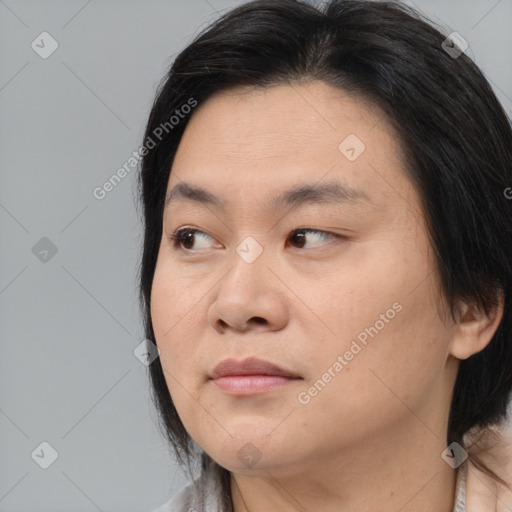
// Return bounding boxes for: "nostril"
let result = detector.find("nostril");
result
[217,320,227,334]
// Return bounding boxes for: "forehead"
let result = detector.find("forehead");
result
[166,81,411,214]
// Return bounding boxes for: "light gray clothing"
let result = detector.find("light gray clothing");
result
[152,461,467,512]
[151,469,223,512]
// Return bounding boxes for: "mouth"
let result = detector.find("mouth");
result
[209,357,303,395]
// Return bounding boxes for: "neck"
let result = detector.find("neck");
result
[230,422,458,512]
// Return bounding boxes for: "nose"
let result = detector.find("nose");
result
[207,249,290,335]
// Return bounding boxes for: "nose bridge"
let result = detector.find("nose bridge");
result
[224,233,268,297]
[208,233,288,333]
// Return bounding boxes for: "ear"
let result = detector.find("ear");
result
[449,291,505,360]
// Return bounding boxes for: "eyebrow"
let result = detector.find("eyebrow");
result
[165,180,377,212]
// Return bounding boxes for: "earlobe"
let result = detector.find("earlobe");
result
[449,292,505,360]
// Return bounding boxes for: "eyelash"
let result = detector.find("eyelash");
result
[168,226,347,252]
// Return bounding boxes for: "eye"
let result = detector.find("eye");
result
[287,228,340,249]
[168,227,345,252]
[168,227,218,251]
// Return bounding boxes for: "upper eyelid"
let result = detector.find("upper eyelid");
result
[170,226,341,249]
[172,226,335,238]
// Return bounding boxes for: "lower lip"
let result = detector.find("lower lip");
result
[212,375,301,394]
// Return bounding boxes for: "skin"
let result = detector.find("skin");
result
[150,81,504,512]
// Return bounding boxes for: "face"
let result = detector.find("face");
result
[150,81,459,477]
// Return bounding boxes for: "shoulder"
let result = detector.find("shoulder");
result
[150,469,226,512]
[150,481,196,512]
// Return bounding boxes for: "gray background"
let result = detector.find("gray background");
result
[1,0,511,511]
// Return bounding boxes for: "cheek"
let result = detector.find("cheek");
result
[294,303,451,447]
[150,271,201,419]
[296,243,450,407]
[151,252,197,338]
[150,260,193,374]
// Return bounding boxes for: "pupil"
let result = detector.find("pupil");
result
[182,231,194,249]
[292,230,305,248]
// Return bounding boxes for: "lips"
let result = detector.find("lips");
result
[210,356,301,380]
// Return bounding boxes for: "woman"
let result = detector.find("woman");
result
[138,1,512,510]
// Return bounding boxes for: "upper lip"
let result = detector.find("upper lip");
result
[210,357,301,379]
